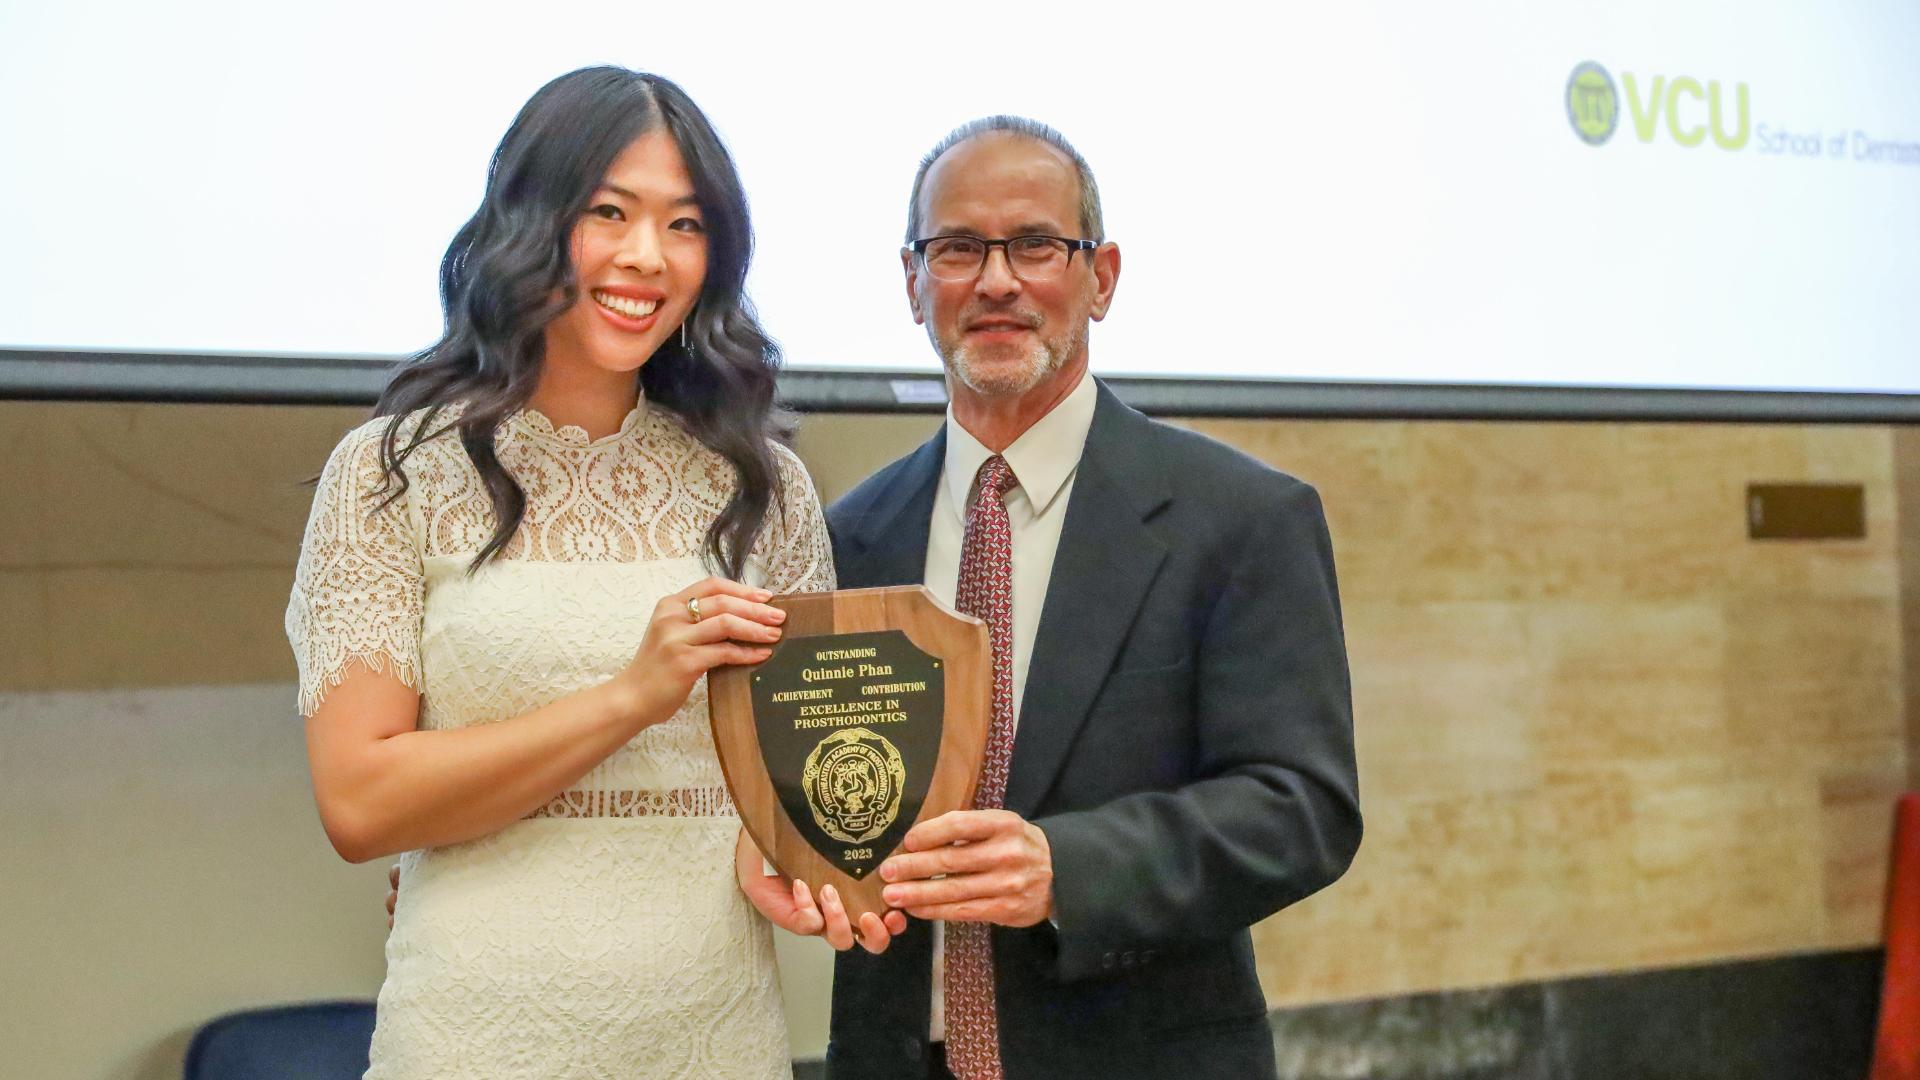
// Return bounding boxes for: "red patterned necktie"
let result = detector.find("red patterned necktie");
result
[945,454,1020,1080]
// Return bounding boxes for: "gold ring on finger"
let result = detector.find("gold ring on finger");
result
[687,596,702,623]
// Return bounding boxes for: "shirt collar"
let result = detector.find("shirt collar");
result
[941,370,1097,518]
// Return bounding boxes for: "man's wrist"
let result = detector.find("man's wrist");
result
[1034,820,1059,928]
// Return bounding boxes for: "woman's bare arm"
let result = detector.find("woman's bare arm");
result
[306,577,783,863]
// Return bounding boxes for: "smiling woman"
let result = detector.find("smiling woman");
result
[372,67,779,578]
[285,66,877,1079]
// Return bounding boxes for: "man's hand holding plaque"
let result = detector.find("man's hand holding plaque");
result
[710,586,992,940]
[877,808,1054,927]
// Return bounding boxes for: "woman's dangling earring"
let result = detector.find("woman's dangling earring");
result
[679,308,695,355]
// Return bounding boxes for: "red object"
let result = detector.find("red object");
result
[1872,793,1920,1080]
[946,453,1020,1080]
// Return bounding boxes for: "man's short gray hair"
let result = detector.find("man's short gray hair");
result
[904,116,1105,245]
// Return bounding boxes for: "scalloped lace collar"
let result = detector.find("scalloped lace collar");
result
[510,389,649,449]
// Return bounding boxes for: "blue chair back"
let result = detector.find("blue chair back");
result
[183,1001,375,1080]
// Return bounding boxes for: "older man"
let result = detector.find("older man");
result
[822,118,1361,1080]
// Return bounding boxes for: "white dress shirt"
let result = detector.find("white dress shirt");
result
[922,370,1098,1041]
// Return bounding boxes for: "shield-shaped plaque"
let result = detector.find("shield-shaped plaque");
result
[710,585,991,927]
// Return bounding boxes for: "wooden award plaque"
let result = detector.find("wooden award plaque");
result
[709,585,991,927]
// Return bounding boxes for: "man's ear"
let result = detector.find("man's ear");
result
[901,248,926,325]
[1089,242,1121,322]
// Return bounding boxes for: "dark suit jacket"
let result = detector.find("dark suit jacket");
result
[824,380,1361,1080]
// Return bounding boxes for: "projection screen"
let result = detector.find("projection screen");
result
[2,0,1916,417]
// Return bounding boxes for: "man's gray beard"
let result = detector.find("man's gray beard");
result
[936,328,1082,397]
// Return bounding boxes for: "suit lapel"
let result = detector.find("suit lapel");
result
[837,427,944,589]
[1004,384,1171,815]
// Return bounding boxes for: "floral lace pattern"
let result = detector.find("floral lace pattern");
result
[289,396,833,717]
[527,786,736,819]
[285,392,835,1078]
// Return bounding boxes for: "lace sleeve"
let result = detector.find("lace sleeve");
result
[755,443,837,596]
[286,421,426,717]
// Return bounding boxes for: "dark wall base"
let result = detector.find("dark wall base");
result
[1265,948,1881,1080]
[798,948,1883,1079]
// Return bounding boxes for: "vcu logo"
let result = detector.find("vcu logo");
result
[1566,62,1619,144]
[1566,62,1750,150]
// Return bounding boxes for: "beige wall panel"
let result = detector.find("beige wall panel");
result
[1340,601,1544,800]
[1820,765,1912,945]
[0,570,54,688]
[1620,763,1825,961]
[1253,770,1646,1001]
[1721,596,1904,758]
[15,401,361,571]
[1796,427,1899,600]
[1169,420,1419,606]
[41,567,303,691]
[1196,414,1904,1009]
[0,402,50,565]
[790,411,942,503]
[1896,427,1920,790]
[1524,602,1728,763]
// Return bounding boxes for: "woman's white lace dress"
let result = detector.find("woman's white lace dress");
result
[286,393,833,1078]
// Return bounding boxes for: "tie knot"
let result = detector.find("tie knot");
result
[976,455,1020,498]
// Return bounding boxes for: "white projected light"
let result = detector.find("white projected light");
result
[1,1,1917,394]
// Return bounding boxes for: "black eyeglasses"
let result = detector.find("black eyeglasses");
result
[908,234,1099,282]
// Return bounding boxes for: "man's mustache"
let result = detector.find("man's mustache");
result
[960,309,1044,331]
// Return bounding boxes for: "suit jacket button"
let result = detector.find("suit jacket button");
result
[1142,949,1156,963]
[1102,951,1117,970]
[1122,951,1136,967]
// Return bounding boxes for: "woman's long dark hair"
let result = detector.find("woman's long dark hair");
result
[372,67,789,578]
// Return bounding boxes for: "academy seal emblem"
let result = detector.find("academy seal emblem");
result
[802,727,907,844]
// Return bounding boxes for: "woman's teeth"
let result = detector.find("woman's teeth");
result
[592,291,659,319]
